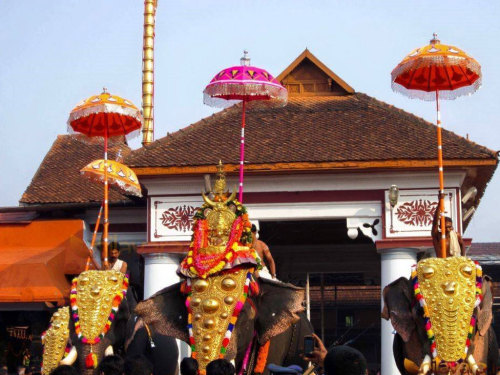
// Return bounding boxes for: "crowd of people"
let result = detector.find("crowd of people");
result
[36,333,369,375]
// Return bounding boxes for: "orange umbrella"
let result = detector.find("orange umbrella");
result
[81,159,142,198]
[391,34,481,257]
[68,89,143,268]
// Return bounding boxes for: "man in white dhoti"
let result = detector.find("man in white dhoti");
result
[251,225,277,280]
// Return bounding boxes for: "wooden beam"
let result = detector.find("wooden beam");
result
[132,158,497,177]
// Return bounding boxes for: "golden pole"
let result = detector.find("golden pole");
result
[141,0,157,146]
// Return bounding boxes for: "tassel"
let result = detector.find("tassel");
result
[85,352,98,369]
[250,281,259,296]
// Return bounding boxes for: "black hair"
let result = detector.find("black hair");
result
[251,224,257,233]
[323,346,367,375]
[124,355,153,375]
[206,359,235,375]
[96,355,124,375]
[180,357,199,375]
[49,365,79,375]
[444,217,453,223]
[109,242,121,251]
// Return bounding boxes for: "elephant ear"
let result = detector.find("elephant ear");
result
[382,277,416,343]
[255,278,304,344]
[477,275,493,337]
[134,282,188,343]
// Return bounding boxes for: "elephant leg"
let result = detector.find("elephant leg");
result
[487,327,498,375]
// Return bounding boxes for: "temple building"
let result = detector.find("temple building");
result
[1,49,498,373]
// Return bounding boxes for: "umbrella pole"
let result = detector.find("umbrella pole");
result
[435,90,446,258]
[103,128,109,268]
[85,203,104,271]
[239,100,246,203]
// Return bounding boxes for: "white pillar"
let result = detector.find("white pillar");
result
[144,253,181,298]
[143,253,190,361]
[380,248,418,375]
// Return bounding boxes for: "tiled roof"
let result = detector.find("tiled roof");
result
[20,135,132,204]
[468,242,500,264]
[126,93,496,168]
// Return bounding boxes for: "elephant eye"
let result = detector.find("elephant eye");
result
[461,265,473,277]
[422,266,435,279]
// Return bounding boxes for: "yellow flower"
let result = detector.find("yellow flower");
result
[187,258,193,265]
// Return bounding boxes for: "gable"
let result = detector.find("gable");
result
[277,49,354,96]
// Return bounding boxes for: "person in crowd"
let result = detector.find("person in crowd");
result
[304,334,367,375]
[206,359,235,375]
[105,242,127,273]
[180,358,198,375]
[0,365,7,375]
[96,355,124,375]
[123,355,153,375]
[251,225,277,280]
[49,365,79,375]
[17,366,26,375]
[432,193,464,257]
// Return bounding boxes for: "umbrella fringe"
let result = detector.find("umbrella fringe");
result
[203,83,287,109]
[391,79,482,101]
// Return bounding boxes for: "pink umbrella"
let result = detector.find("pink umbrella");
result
[203,51,288,202]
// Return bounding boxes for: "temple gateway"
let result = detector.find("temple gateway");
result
[2,49,497,373]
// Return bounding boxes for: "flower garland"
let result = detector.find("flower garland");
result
[411,262,482,367]
[183,199,256,278]
[254,340,271,374]
[70,274,129,345]
[186,271,255,361]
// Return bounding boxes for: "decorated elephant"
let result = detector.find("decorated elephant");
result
[134,163,309,374]
[42,270,131,375]
[382,256,498,375]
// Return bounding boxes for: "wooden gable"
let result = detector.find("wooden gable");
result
[277,49,354,96]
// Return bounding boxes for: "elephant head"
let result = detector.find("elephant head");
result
[134,277,304,372]
[41,307,77,375]
[382,257,498,375]
[42,270,131,375]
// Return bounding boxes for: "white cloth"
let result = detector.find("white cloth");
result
[111,259,124,272]
[259,265,274,279]
[449,230,461,257]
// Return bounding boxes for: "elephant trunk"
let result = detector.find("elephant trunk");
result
[77,340,108,375]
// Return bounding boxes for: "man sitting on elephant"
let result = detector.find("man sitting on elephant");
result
[251,224,277,280]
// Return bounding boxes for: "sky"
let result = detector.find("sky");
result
[0,1,499,241]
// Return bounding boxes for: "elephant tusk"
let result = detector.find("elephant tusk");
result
[104,345,114,357]
[417,355,431,375]
[467,354,480,374]
[59,346,77,366]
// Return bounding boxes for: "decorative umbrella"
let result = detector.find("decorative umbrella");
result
[68,89,143,267]
[203,51,288,202]
[81,159,142,198]
[80,159,142,271]
[391,34,481,257]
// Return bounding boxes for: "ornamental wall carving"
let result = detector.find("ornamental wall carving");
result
[384,189,458,238]
[150,197,202,242]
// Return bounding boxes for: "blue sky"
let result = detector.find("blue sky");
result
[0,1,499,240]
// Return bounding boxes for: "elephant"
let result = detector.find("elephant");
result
[382,260,498,375]
[42,270,133,375]
[133,277,310,374]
